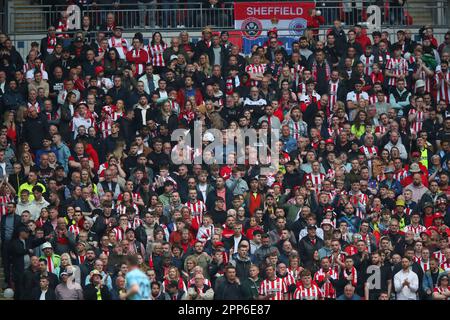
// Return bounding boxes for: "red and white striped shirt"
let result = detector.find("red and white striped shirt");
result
[314,268,338,299]
[293,283,323,300]
[98,119,113,139]
[433,250,446,264]
[117,192,143,204]
[108,37,129,60]
[282,274,296,300]
[385,57,408,86]
[304,173,326,194]
[245,63,266,86]
[328,80,340,113]
[433,286,450,299]
[115,203,140,216]
[184,200,206,226]
[440,261,450,272]
[148,43,168,67]
[435,70,450,103]
[375,125,388,136]
[394,169,409,182]
[360,54,375,76]
[359,145,378,159]
[112,226,127,241]
[404,224,426,239]
[68,224,80,237]
[0,195,12,217]
[287,267,303,280]
[408,108,425,134]
[259,277,287,300]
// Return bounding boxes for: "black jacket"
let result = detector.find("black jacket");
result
[2,88,26,111]
[298,236,324,266]
[83,284,112,300]
[1,213,22,242]
[205,188,233,213]
[31,287,57,300]
[23,115,49,150]
[207,45,229,67]
[9,236,46,275]
[214,278,244,300]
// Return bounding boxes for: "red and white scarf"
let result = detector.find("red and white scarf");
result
[343,267,357,287]
[47,36,57,54]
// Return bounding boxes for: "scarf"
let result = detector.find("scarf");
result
[311,60,331,82]
[47,36,57,53]
[343,267,357,287]
[111,37,127,51]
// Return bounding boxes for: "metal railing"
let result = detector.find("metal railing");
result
[5,1,449,34]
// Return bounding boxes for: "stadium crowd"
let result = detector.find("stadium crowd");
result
[0,5,449,300]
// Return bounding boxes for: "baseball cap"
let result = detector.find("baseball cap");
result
[432,213,444,221]
[42,242,53,250]
[325,138,334,145]
[214,241,225,248]
[90,269,101,277]
[307,225,317,230]
[420,230,431,237]
[169,54,178,62]
[395,199,405,207]
[415,80,425,88]
[321,219,333,227]
[409,163,421,173]
[423,202,434,209]
[95,66,104,75]
[384,166,394,174]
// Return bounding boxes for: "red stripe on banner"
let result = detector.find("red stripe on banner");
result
[234,2,315,20]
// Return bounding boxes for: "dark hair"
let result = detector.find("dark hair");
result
[151,32,165,46]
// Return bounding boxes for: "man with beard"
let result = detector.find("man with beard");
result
[364,251,392,300]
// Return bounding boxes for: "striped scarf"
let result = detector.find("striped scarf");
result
[311,61,331,82]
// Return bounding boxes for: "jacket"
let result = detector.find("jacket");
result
[298,236,324,266]
[206,188,233,212]
[1,213,22,242]
[83,284,112,300]
[423,268,446,294]
[31,287,57,300]
[22,115,49,150]
[138,73,160,95]
[240,277,262,300]
[2,88,25,110]
[230,253,252,280]
[10,236,46,274]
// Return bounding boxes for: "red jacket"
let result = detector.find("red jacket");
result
[305,15,325,35]
[126,49,149,70]
[356,33,372,52]
[85,143,99,171]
